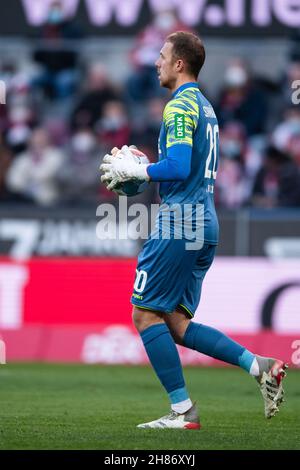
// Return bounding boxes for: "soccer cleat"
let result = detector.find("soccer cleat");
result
[137,403,201,429]
[255,357,288,419]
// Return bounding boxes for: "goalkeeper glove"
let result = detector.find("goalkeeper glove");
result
[100,145,150,191]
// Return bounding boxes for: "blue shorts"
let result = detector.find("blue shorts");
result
[131,238,216,317]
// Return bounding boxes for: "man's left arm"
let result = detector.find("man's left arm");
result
[147,144,192,181]
[147,98,197,182]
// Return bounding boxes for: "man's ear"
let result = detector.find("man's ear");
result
[176,59,185,73]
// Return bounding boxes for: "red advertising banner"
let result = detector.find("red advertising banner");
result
[0,257,136,327]
[0,257,299,366]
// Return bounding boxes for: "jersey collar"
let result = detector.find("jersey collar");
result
[172,82,199,98]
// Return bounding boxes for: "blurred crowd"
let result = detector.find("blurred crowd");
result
[1,1,300,210]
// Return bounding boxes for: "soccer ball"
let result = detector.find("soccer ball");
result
[113,179,149,197]
[112,148,150,197]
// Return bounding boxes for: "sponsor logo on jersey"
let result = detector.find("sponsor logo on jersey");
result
[132,293,143,300]
[175,114,186,139]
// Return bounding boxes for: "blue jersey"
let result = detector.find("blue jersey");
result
[157,82,219,245]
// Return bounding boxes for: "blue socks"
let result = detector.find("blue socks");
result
[140,323,189,405]
[183,322,255,372]
[140,321,256,410]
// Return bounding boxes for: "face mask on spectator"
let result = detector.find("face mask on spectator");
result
[100,116,126,132]
[221,140,242,159]
[48,8,64,25]
[7,125,31,154]
[72,133,96,153]
[224,66,248,88]
[154,12,177,31]
[287,115,300,125]
[285,121,300,136]
[9,106,30,124]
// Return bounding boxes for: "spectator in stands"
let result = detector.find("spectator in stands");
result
[289,28,300,63]
[252,145,300,208]
[275,60,300,120]
[288,133,300,168]
[272,105,300,155]
[0,133,12,201]
[130,97,166,161]
[6,100,35,156]
[0,101,8,135]
[95,100,130,151]
[215,59,268,136]
[127,8,190,102]
[216,122,251,208]
[57,129,103,205]
[70,63,120,130]
[6,125,32,157]
[6,127,63,206]
[5,71,37,153]
[32,0,83,99]
[43,116,70,148]
[0,60,15,111]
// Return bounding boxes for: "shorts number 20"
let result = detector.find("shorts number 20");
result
[134,270,148,293]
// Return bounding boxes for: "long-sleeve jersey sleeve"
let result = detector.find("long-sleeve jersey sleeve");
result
[147,92,199,182]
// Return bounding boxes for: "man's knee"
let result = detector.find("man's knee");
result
[132,306,164,333]
[163,310,191,345]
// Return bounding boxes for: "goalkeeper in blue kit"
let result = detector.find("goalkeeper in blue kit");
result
[100,31,287,429]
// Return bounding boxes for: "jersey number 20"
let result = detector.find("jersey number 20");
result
[205,123,219,180]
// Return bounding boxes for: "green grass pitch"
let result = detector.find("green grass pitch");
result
[0,363,299,450]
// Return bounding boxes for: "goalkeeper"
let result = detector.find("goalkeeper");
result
[100,31,287,429]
